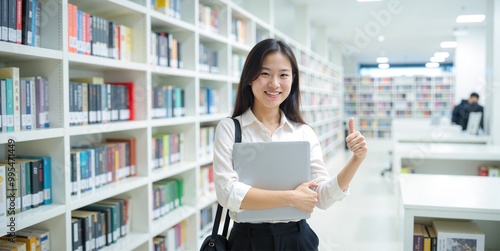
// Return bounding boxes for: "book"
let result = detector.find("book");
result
[432,220,485,251]
[414,223,424,251]
[16,228,50,251]
[0,239,27,251]
[426,226,437,251]
[71,210,97,251]
[1,0,8,41]
[17,155,52,205]
[106,138,136,177]
[1,78,14,131]
[0,67,20,131]
[0,231,36,251]
[71,218,83,251]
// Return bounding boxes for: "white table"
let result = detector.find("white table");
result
[400,174,500,251]
[392,143,500,176]
[392,118,491,144]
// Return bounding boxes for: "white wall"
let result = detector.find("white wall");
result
[454,28,487,106]
[486,0,500,144]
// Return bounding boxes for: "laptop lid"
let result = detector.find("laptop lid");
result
[232,141,311,222]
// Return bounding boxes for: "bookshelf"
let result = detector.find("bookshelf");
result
[400,174,500,251]
[0,0,343,250]
[344,75,454,138]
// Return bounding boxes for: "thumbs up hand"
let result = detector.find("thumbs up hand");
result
[346,117,367,159]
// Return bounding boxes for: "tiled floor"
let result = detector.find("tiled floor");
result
[308,140,402,251]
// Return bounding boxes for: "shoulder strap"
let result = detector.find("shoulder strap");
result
[211,118,241,239]
[232,118,242,143]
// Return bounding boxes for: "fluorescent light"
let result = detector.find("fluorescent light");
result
[425,62,440,68]
[378,63,390,69]
[440,41,458,48]
[456,15,485,23]
[357,0,382,2]
[430,57,445,63]
[376,57,389,63]
[434,52,450,58]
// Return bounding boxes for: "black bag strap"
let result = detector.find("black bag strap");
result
[211,118,241,239]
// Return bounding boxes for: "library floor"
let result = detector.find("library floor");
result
[309,140,401,251]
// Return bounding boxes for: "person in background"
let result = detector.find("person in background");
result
[452,92,484,131]
[213,38,367,250]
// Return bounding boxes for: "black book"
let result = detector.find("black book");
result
[82,205,113,245]
[70,151,77,195]
[72,210,97,251]
[30,158,40,208]
[22,0,33,45]
[8,0,16,43]
[71,218,83,251]
[1,0,8,41]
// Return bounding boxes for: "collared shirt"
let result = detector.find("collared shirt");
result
[213,108,349,222]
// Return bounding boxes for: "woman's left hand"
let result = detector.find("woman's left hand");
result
[346,117,367,160]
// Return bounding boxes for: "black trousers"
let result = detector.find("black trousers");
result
[228,219,319,251]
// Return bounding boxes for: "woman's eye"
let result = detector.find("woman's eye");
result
[261,72,270,76]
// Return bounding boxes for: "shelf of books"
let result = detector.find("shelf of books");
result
[344,75,454,138]
[0,0,343,250]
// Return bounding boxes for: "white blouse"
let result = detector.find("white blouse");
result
[213,108,349,222]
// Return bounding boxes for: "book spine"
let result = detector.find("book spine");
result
[35,0,40,47]
[1,0,8,41]
[31,0,36,46]
[0,80,3,132]
[20,79,27,130]
[11,68,20,131]
[25,79,32,130]
[5,78,14,131]
[29,78,36,129]
[15,0,21,44]
[8,0,16,42]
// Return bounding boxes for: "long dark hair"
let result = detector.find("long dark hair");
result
[231,38,305,124]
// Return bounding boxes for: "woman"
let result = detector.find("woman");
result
[213,38,367,250]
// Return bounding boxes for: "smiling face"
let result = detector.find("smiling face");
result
[251,52,293,113]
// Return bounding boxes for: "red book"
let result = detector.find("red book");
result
[15,0,22,44]
[106,138,136,177]
[478,166,488,176]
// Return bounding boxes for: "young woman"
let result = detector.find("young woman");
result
[213,38,367,250]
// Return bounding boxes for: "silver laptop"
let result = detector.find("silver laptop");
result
[232,141,311,222]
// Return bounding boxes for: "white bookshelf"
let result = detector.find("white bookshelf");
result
[400,174,500,251]
[0,0,343,250]
[344,75,454,138]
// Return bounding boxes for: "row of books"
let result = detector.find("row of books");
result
[232,54,246,77]
[0,0,41,46]
[67,3,133,61]
[152,133,183,170]
[199,43,219,74]
[69,77,134,126]
[200,204,215,234]
[199,164,214,198]
[152,179,184,220]
[72,197,131,251]
[151,133,183,169]
[198,3,219,34]
[199,125,215,160]
[0,155,52,214]
[199,87,220,115]
[152,0,182,19]
[230,18,246,43]
[0,227,50,251]
[151,32,183,68]
[1,68,49,132]
[153,222,186,251]
[151,85,185,119]
[478,165,499,177]
[414,221,484,251]
[70,138,137,197]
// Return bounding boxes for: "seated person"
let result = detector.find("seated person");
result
[452,92,484,131]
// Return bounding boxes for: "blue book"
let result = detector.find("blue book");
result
[79,150,88,193]
[3,78,14,131]
[31,0,37,46]
[17,155,52,205]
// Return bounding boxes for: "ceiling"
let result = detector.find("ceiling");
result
[275,0,488,66]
